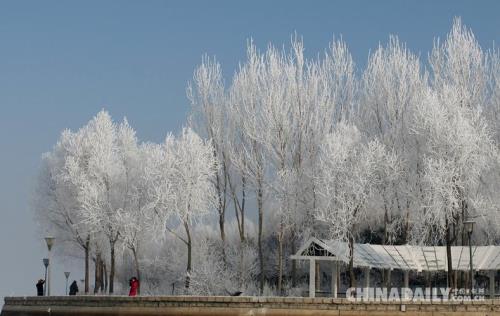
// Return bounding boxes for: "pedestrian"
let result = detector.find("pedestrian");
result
[128,277,139,296]
[36,279,45,296]
[69,280,79,295]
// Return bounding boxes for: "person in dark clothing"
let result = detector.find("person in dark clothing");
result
[36,279,45,296]
[69,280,79,295]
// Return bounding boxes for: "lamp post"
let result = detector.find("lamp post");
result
[64,272,70,295]
[42,258,49,296]
[464,219,475,300]
[44,237,55,296]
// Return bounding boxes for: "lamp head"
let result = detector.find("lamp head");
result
[464,219,475,234]
[45,237,55,251]
[43,258,49,268]
[64,272,70,279]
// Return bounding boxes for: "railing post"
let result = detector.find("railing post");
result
[403,270,410,300]
[331,261,338,298]
[309,259,316,298]
[364,267,370,299]
[490,270,495,299]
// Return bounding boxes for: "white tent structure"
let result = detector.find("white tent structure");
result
[291,237,500,298]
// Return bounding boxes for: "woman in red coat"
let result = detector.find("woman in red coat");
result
[128,277,139,296]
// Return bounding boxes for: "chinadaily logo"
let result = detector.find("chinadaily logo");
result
[345,287,486,301]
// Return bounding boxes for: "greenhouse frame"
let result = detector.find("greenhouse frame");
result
[291,237,500,298]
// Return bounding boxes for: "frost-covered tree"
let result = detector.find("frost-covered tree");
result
[254,42,295,294]
[114,122,152,294]
[486,48,500,141]
[478,49,500,244]
[360,36,426,243]
[222,36,358,293]
[35,18,500,298]
[296,36,357,285]
[71,111,131,294]
[147,128,217,289]
[430,18,487,111]
[38,111,144,294]
[412,85,495,288]
[314,123,398,287]
[34,129,93,293]
[411,17,493,288]
[228,42,271,293]
[188,57,231,261]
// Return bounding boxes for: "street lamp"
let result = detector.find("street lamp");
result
[44,237,55,296]
[42,258,49,296]
[64,272,70,295]
[464,219,475,299]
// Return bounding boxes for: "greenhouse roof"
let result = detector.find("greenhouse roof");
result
[291,237,500,272]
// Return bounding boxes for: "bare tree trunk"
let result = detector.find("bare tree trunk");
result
[257,181,264,294]
[383,204,389,245]
[94,252,102,294]
[382,204,389,285]
[230,173,247,286]
[277,227,284,295]
[93,257,97,294]
[230,173,246,243]
[445,218,455,290]
[291,232,297,287]
[219,211,226,263]
[99,255,104,293]
[238,241,244,287]
[239,177,246,286]
[210,144,228,264]
[84,235,90,294]
[348,235,356,288]
[216,172,227,263]
[184,221,192,289]
[241,176,245,241]
[109,241,115,294]
[404,206,410,243]
[103,263,108,293]
[100,260,104,292]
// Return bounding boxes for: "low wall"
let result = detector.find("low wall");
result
[3,296,500,316]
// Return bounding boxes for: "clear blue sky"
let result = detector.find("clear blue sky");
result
[0,0,499,301]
